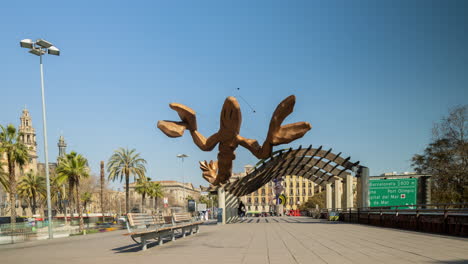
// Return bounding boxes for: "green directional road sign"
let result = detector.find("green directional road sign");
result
[369,178,417,208]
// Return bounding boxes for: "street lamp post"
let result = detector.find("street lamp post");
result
[20,38,60,239]
[176,154,189,211]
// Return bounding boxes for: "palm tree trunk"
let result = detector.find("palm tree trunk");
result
[100,161,104,222]
[125,173,129,214]
[63,186,68,225]
[75,180,84,232]
[32,192,37,215]
[8,158,16,224]
[142,193,146,212]
[68,178,74,222]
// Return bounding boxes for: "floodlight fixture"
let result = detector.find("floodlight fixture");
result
[36,39,53,48]
[47,46,60,56]
[29,48,46,56]
[20,39,33,49]
[177,154,189,158]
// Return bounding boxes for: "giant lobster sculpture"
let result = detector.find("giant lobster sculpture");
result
[157,95,311,186]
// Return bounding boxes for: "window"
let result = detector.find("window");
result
[289,198,293,205]
[296,189,300,195]
[247,197,252,204]
[309,182,312,187]
[254,197,258,204]
[296,197,300,203]
[261,189,265,195]
[296,182,299,187]
[302,183,306,187]
[303,189,306,195]
[290,189,293,195]
[261,197,266,204]
[309,188,312,195]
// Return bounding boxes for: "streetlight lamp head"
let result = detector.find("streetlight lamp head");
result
[20,39,34,49]
[177,154,189,158]
[48,46,60,56]
[36,39,53,48]
[29,48,46,56]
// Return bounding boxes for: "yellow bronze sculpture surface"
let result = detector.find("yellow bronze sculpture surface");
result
[157,95,311,186]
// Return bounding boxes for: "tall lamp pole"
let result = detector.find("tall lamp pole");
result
[176,154,189,210]
[20,39,60,239]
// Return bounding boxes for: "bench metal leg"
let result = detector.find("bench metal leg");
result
[190,226,193,235]
[171,231,176,241]
[142,237,147,251]
[182,228,186,238]
[158,235,163,246]
[195,225,199,234]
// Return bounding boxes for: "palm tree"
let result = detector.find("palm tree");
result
[135,177,152,211]
[50,174,68,223]
[56,152,89,232]
[107,148,146,214]
[149,182,164,211]
[0,124,29,224]
[17,170,46,215]
[57,152,78,223]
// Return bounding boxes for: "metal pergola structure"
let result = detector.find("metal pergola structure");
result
[219,145,361,197]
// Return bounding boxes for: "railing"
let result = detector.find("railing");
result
[321,203,468,236]
[0,221,81,245]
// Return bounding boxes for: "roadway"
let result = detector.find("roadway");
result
[0,217,467,264]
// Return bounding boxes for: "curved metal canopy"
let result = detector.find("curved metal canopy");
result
[223,145,360,197]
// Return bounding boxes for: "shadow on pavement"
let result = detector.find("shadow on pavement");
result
[430,260,468,264]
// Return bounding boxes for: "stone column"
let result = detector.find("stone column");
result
[326,183,332,210]
[311,183,315,197]
[333,178,342,210]
[345,174,354,209]
[218,187,226,224]
[357,166,370,208]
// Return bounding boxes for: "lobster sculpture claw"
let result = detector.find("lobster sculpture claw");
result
[157,95,311,186]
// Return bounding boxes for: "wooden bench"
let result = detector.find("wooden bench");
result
[171,212,203,237]
[124,212,202,251]
[125,213,173,250]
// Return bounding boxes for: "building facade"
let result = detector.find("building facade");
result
[241,174,322,212]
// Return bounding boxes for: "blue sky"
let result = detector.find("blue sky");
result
[1,1,467,190]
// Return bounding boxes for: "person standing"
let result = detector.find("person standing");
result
[238,201,246,220]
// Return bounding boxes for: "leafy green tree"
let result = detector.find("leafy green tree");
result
[17,170,46,215]
[0,124,29,224]
[81,191,92,213]
[412,105,467,203]
[107,148,146,214]
[56,152,90,231]
[299,192,326,211]
[198,194,218,208]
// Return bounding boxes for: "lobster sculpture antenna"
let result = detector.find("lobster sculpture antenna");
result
[157,95,311,186]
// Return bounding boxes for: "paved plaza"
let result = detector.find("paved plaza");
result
[1,217,467,264]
